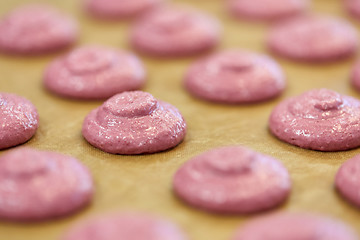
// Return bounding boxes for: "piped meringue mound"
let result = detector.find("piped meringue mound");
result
[82,91,187,154]
[267,15,358,62]
[228,0,309,21]
[184,50,285,103]
[269,89,360,151]
[173,146,291,213]
[344,0,360,20]
[85,0,165,19]
[130,6,220,57]
[0,92,39,149]
[44,46,146,99]
[0,147,94,221]
[0,4,77,55]
[335,154,360,208]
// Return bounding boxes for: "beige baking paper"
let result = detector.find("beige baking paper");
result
[0,0,360,239]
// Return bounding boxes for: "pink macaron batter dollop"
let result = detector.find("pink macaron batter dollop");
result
[62,212,188,240]
[228,0,309,21]
[269,89,360,151]
[0,93,39,149]
[184,50,286,103]
[267,15,358,62]
[344,0,360,19]
[0,147,94,221]
[85,0,165,19]
[130,6,221,57]
[173,146,291,214]
[82,91,187,154]
[232,212,358,240]
[44,46,146,99]
[0,4,77,55]
[335,154,360,208]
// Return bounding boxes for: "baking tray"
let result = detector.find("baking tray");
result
[0,0,360,239]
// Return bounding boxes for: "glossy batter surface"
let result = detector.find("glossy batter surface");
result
[44,46,146,99]
[184,50,286,103]
[0,93,39,149]
[269,89,360,151]
[173,146,291,213]
[82,91,187,154]
[0,148,94,221]
[233,213,358,240]
[85,0,164,19]
[267,15,358,62]
[228,0,309,21]
[0,4,77,54]
[130,6,220,57]
[335,154,360,208]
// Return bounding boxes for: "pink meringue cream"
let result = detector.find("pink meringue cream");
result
[184,50,286,103]
[130,6,220,57]
[233,212,358,240]
[0,147,94,221]
[335,154,360,208]
[344,0,360,19]
[82,91,187,154]
[0,4,77,55]
[269,89,360,151]
[0,93,39,149]
[267,15,358,62]
[228,0,309,21]
[85,0,165,19]
[62,212,187,240]
[44,46,146,99]
[173,146,291,214]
